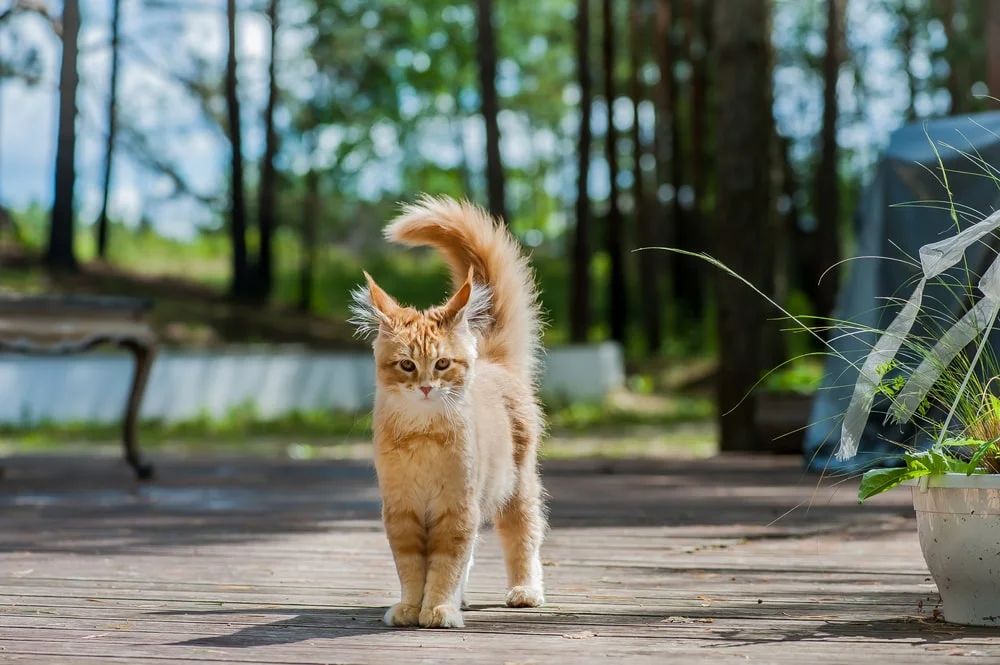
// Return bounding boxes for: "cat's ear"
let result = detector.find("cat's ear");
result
[364,272,400,317]
[440,267,491,332]
[349,271,400,340]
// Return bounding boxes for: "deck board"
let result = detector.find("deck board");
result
[2,452,999,663]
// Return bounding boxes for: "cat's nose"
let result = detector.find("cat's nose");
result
[419,386,432,397]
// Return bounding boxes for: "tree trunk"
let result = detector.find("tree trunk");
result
[659,0,706,327]
[987,1,1000,104]
[939,0,966,114]
[255,0,279,301]
[761,126,788,371]
[813,0,842,321]
[298,168,319,313]
[783,134,815,302]
[0,79,4,204]
[603,0,629,346]
[475,0,508,224]
[631,0,661,353]
[667,0,688,296]
[653,0,674,308]
[686,0,712,326]
[45,0,81,271]
[689,0,711,227]
[226,0,251,299]
[901,7,918,120]
[713,0,772,452]
[570,0,594,343]
[95,0,122,260]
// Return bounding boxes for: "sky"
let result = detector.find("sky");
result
[0,0,272,238]
[0,0,955,241]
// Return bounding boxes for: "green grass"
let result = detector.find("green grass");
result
[540,423,717,460]
[546,396,713,431]
[0,409,372,448]
[0,393,715,449]
[0,421,719,463]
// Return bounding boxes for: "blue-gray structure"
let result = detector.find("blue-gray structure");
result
[804,111,1000,473]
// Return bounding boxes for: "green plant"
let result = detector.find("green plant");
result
[648,129,1000,503]
[857,439,996,501]
[852,353,1000,501]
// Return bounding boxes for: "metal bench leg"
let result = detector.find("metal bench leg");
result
[122,339,156,480]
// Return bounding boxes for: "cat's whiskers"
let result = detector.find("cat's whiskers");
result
[436,390,460,421]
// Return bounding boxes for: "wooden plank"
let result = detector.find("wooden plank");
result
[1,453,998,663]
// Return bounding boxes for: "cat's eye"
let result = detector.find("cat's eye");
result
[435,358,451,371]
[399,359,416,372]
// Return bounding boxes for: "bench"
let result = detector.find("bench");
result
[0,294,157,479]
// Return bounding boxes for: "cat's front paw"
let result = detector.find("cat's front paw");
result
[505,585,544,608]
[383,603,421,627]
[419,604,464,628]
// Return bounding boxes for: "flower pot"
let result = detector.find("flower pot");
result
[909,473,1000,626]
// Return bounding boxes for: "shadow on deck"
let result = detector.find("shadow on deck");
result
[4,451,997,664]
[0,452,913,554]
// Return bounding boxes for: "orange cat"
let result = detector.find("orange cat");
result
[350,195,547,629]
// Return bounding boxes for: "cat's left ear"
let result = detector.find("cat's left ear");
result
[440,267,491,332]
[349,271,401,340]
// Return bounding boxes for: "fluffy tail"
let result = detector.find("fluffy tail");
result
[384,195,543,385]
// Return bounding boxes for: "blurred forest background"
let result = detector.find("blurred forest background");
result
[1,0,999,450]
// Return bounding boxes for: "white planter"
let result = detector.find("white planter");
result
[909,474,1000,626]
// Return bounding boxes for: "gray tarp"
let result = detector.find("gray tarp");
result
[804,111,1000,473]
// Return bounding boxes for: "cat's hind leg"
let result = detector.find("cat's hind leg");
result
[459,548,475,610]
[496,473,546,608]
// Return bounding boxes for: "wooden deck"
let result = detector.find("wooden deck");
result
[2,451,999,663]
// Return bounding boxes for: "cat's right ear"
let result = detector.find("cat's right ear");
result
[348,271,399,340]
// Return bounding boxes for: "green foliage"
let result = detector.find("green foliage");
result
[284,0,578,232]
[857,467,933,502]
[857,442,986,502]
[546,396,714,432]
[874,366,933,416]
[965,438,1000,475]
[8,213,595,345]
[762,357,824,394]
